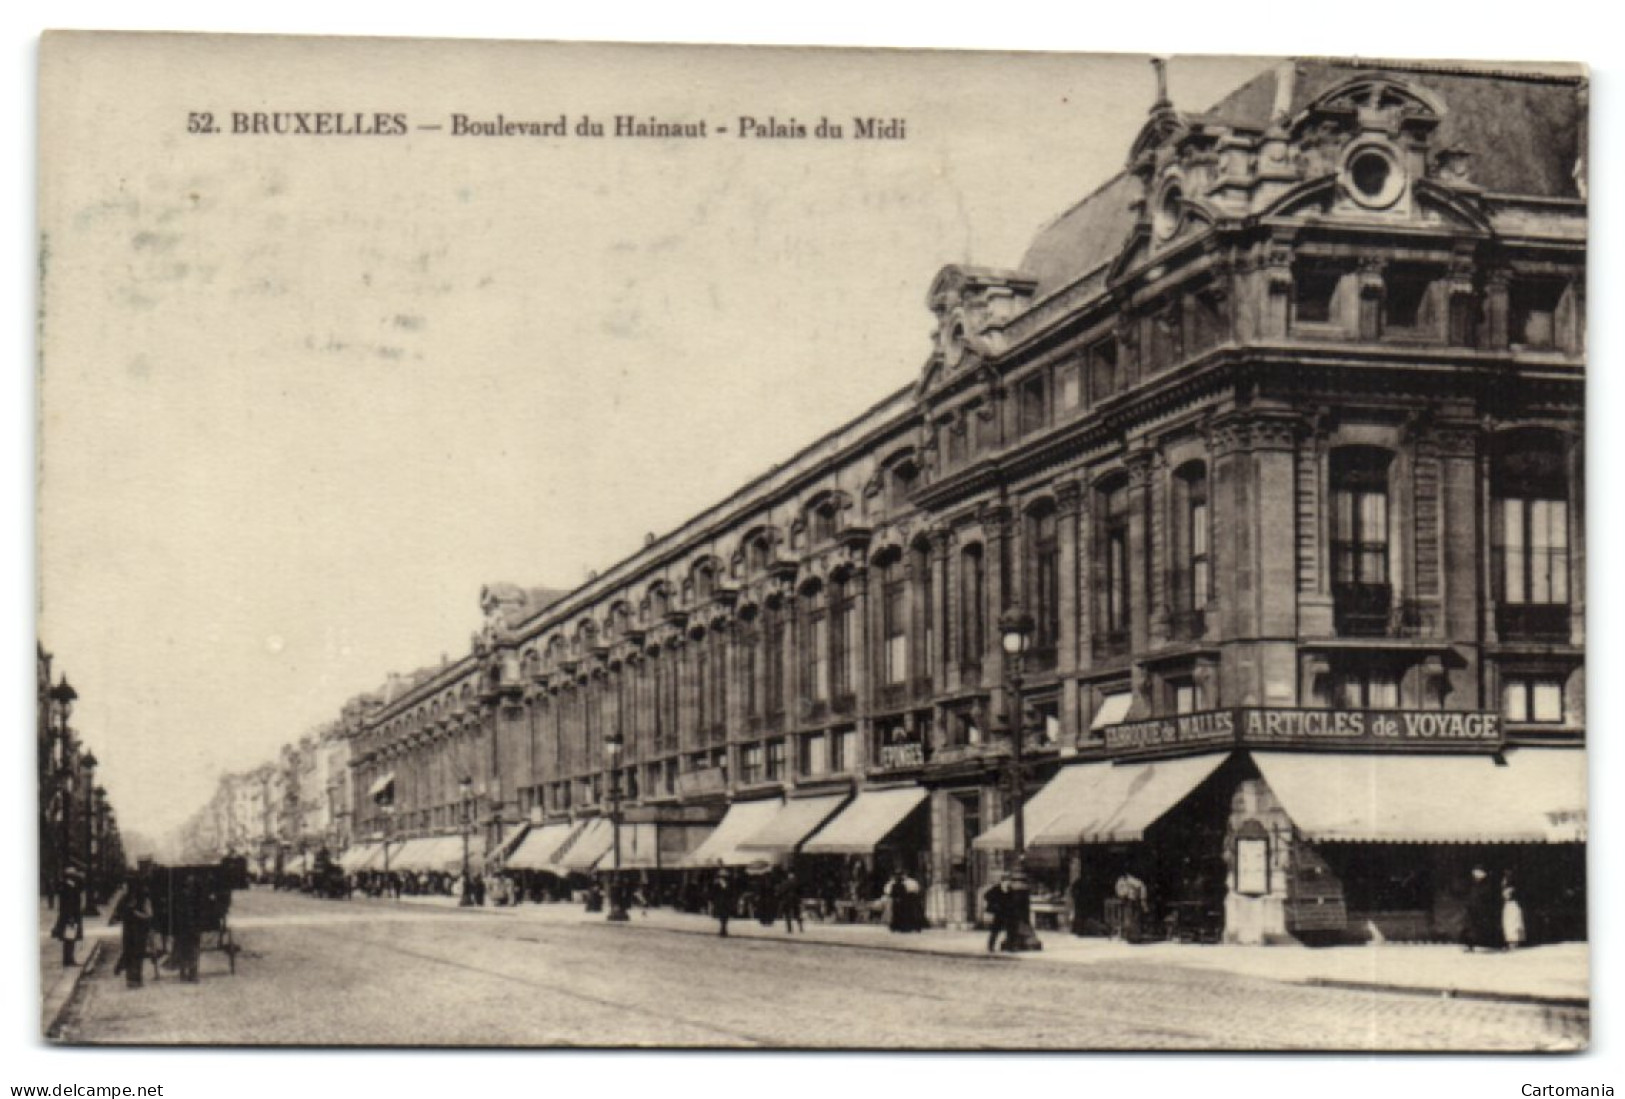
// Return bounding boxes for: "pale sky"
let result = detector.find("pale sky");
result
[26,38,1370,842]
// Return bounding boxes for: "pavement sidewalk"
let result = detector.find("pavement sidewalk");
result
[39,903,114,1037]
[386,893,1588,1004]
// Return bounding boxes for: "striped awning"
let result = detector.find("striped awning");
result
[739,794,849,853]
[802,787,927,855]
[558,818,616,872]
[507,821,580,871]
[1253,748,1587,844]
[680,798,784,868]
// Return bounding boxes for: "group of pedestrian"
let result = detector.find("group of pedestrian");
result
[1463,865,1527,952]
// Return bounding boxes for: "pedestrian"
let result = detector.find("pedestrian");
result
[1114,870,1148,943]
[710,869,735,937]
[171,872,203,983]
[51,864,86,967]
[779,870,805,933]
[984,874,1015,953]
[1502,872,1527,950]
[1462,864,1501,952]
[109,877,154,989]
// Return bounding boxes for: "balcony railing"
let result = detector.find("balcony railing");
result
[1496,603,1571,642]
[1168,609,1206,643]
[1333,582,1391,637]
[1091,630,1130,662]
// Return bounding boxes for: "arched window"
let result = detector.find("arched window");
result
[810,498,840,545]
[746,532,773,574]
[1493,432,1572,640]
[1330,447,1393,636]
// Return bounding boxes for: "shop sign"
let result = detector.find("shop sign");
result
[675,768,726,798]
[1238,708,1503,752]
[1102,710,1235,757]
[1101,707,1504,759]
[878,742,926,769]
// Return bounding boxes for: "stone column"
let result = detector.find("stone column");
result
[850,567,872,779]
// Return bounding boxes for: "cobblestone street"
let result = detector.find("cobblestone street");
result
[54,890,1586,1050]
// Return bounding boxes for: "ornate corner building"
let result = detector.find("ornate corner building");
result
[337,58,1584,945]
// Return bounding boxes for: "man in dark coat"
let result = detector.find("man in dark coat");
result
[109,877,154,988]
[984,875,1015,953]
[51,865,86,967]
[779,870,805,934]
[1463,865,1501,952]
[709,869,735,937]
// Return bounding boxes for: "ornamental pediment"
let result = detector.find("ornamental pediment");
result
[918,264,1036,399]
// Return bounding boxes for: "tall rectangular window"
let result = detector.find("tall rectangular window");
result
[764,604,785,715]
[1330,448,1392,638]
[960,544,985,667]
[831,728,857,773]
[1502,497,1569,605]
[1018,372,1048,436]
[1099,482,1131,636]
[883,563,908,685]
[799,732,828,776]
[805,612,829,703]
[1029,508,1059,651]
[830,581,852,698]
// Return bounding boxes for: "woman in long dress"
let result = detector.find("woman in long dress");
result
[1502,876,1527,949]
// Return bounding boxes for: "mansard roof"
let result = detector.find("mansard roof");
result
[1208,59,1585,199]
[1015,58,1585,302]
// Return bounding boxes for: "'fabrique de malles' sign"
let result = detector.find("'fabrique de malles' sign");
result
[1102,708,1504,760]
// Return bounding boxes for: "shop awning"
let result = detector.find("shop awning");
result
[680,798,785,868]
[1074,753,1229,844]
[368,772,396,800]
[507,821,579,871]
[354,840,400,872]
[393,835,470,873]
[740,794,849,853]
[558,817,616,872]
[804,786,928,855]
[337,843,378,873]
[974,764,1113,851]
[482,823,530,871]
[1252,748,1587,844]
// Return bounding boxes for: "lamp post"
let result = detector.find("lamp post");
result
[49,677,76,895]
[380,803,396,900]
[80,751,100,915]
[92,786,108,902]
[459,776,474,906]
[604,732,628,922]
[998,607,1042,952]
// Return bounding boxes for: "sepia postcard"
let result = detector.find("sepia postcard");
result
[35,31,1588,1053]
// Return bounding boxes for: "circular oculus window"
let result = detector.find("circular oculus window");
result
[1343,145,1405,209]
[1153,181,1183,240]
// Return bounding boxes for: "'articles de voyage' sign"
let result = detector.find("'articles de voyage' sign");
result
[1102,708,1504,760]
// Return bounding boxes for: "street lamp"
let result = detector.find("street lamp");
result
[48,677,76,895]
[998,606,1042,952]
[80,751,99,915]
[459,776,474,907]
[604,732,628,922]
[380,803,396,900]
[92,787,108,901]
